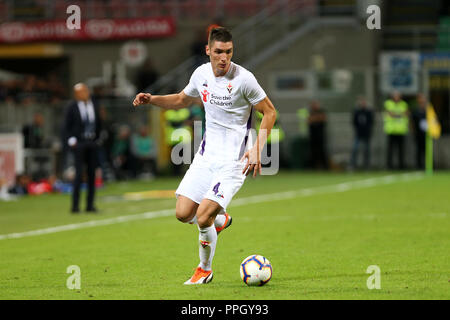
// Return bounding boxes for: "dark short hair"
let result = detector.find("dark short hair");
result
[208,27,232,45]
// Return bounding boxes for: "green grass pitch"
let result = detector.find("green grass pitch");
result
[0,171,449,300]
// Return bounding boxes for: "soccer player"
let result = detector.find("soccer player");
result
[133,27,277,284]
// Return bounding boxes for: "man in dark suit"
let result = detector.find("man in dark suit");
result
[22,112,45,149]
[63,83,102,213]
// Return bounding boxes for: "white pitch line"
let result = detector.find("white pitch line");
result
[0,209,174,240]
[230,172,423,207]
[0,172,424,241]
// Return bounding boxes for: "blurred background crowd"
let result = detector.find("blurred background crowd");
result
[0,0,449,197]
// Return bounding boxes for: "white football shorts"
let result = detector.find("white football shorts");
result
[175,155,247,211]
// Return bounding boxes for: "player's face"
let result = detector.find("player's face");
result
[207,41,233,77]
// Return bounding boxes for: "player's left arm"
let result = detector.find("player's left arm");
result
[241,96,277,177]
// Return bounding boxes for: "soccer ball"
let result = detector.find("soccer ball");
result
[240,255,272,286]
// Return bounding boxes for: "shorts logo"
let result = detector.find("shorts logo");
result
[227,83,233,93]
[200,240,211,248]
[212,182,224,199]
[201,89,209,102]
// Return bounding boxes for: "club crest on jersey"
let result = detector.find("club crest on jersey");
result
[227,83,233,93]
[201,89,209,102]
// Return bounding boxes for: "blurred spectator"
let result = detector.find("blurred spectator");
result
[412,94,428,170]
[135,58,159,93]
[8,174,31,195]
[308,100,328,169]
[22,112,45,149]
[188,104,205,163]
[164,108,192,175]
[383,91,409,170]
[190,104,205,130]
[288,107,310,169]
[91,84,106,100]
[0,78,18,103]
[255,110,286,168]
[0,72,67,104]
[46,72,67,105]
[18,75,40,105]
[27,178,53,195]
[349,96,374,170]
[131,125,157,177]
[111,124,134,180]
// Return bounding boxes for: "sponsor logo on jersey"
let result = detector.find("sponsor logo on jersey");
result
[216,191,224,199]
[208,93,232,107]
[201,89,210,102]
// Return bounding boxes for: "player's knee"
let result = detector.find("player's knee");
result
[197,213,213,229]
[175,209,192,223]
[175,196,198,223]
[197,216,208,228]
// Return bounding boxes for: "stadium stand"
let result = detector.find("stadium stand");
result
[1,0,450,188]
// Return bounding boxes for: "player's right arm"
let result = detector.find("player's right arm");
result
[133,91,201,110]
